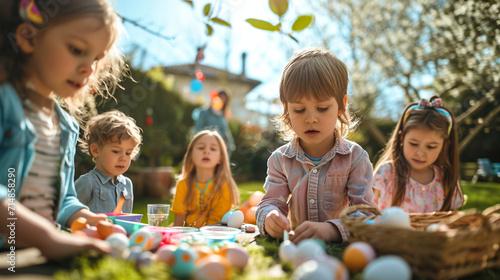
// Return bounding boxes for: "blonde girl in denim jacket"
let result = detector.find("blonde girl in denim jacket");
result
[256,47,376,244]
[0,0,126,259]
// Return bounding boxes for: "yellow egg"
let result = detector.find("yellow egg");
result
[342,241,376,272]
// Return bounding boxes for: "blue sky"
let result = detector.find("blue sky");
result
[113,0,321,116]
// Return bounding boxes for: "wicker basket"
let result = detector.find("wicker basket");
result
[340,204,500,279]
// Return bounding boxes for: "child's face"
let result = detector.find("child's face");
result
[191,134,222,171]
[91,138,138,179]
[403,127,445,172]
[24,17,111,98]
[288,96,341,157]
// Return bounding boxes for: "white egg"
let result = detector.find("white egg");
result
[363,255,411,280]
[227,210,244,228]
[106,233,129,251]
[293,239,326,267]
[279,240,297,263]
[129,229,162,251]
[292,260,334,280]
[378,207,411,228]
[426,223,449,232]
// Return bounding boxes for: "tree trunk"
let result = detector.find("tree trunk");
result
[459,105,500,154]
[362,120,387,146]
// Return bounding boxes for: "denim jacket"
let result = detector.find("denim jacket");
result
[256,137,376,242]
[0,83,88,228]
[75,167,134,213]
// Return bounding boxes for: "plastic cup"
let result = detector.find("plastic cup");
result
[147,204,170,227]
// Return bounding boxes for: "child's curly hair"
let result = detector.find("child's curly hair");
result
[79,110,142,159]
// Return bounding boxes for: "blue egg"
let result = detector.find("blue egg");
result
[364,219,375,225]
[221,210,234,224]
[168,243,196,278]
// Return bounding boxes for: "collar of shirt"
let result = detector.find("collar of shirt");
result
[283,137,352,165]
[92,167,126,186]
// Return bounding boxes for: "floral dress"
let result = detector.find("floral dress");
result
[372,163,464,213]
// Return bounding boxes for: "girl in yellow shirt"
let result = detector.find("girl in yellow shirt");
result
[171,130,239,228]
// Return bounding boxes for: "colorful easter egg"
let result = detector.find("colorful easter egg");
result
[219,243,249,270]
[293,239,326,267]
[248,191,264,207]
[167,243,196,278]
[292,260,333,280]
[227,210,244,229]
[342,241,376,272]
[317,255,349,280]
[363,255,411,280]
[193,254,231,280]
[279,240,297,263]
[377,207,411,228]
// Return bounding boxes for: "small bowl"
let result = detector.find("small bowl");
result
[103,213,143,223]
[146,227,200,246]
[170,226,199,233]
[200,226,241,244]
[114,219,148,235]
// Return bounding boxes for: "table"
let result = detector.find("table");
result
[0,224,262,279]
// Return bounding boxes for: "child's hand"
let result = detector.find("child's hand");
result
[290,221,341,244]
[264,209,291,238]
[86,213,109,226]
[67,209,108,228]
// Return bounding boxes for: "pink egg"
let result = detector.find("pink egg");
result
[155,245,177,263]
[113,224,127,235]
[80,226,100,239]
[219,243,249,270]
[193,255,231,280]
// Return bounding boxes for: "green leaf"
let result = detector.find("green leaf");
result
[291,15,314,32]
[246,18,280,32]
[269,0,288,17]
[203,3,211,17]
[206,24,213,36]
[210,17,231,28]
[181,0,193,8]
[288,33,298,43]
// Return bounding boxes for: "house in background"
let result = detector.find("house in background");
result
[157,52,261,123]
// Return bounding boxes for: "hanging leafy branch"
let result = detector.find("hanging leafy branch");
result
[182,0,231,36]
[245,0,314,43]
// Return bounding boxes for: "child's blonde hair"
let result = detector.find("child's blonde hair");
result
[79,110,142,158]
[177,130,240,211]
[274,47,353,141]
[0,0,127,117]
[373,96,459,210]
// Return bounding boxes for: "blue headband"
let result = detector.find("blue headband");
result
[402,98,452,136]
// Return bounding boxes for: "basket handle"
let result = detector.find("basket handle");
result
[482,204,500,224]
[340,204,381,220]
[445,209,493,232]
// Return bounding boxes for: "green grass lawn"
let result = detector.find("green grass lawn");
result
[460,180,500,211]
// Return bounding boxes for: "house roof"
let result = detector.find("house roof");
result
[160,63,261,90]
